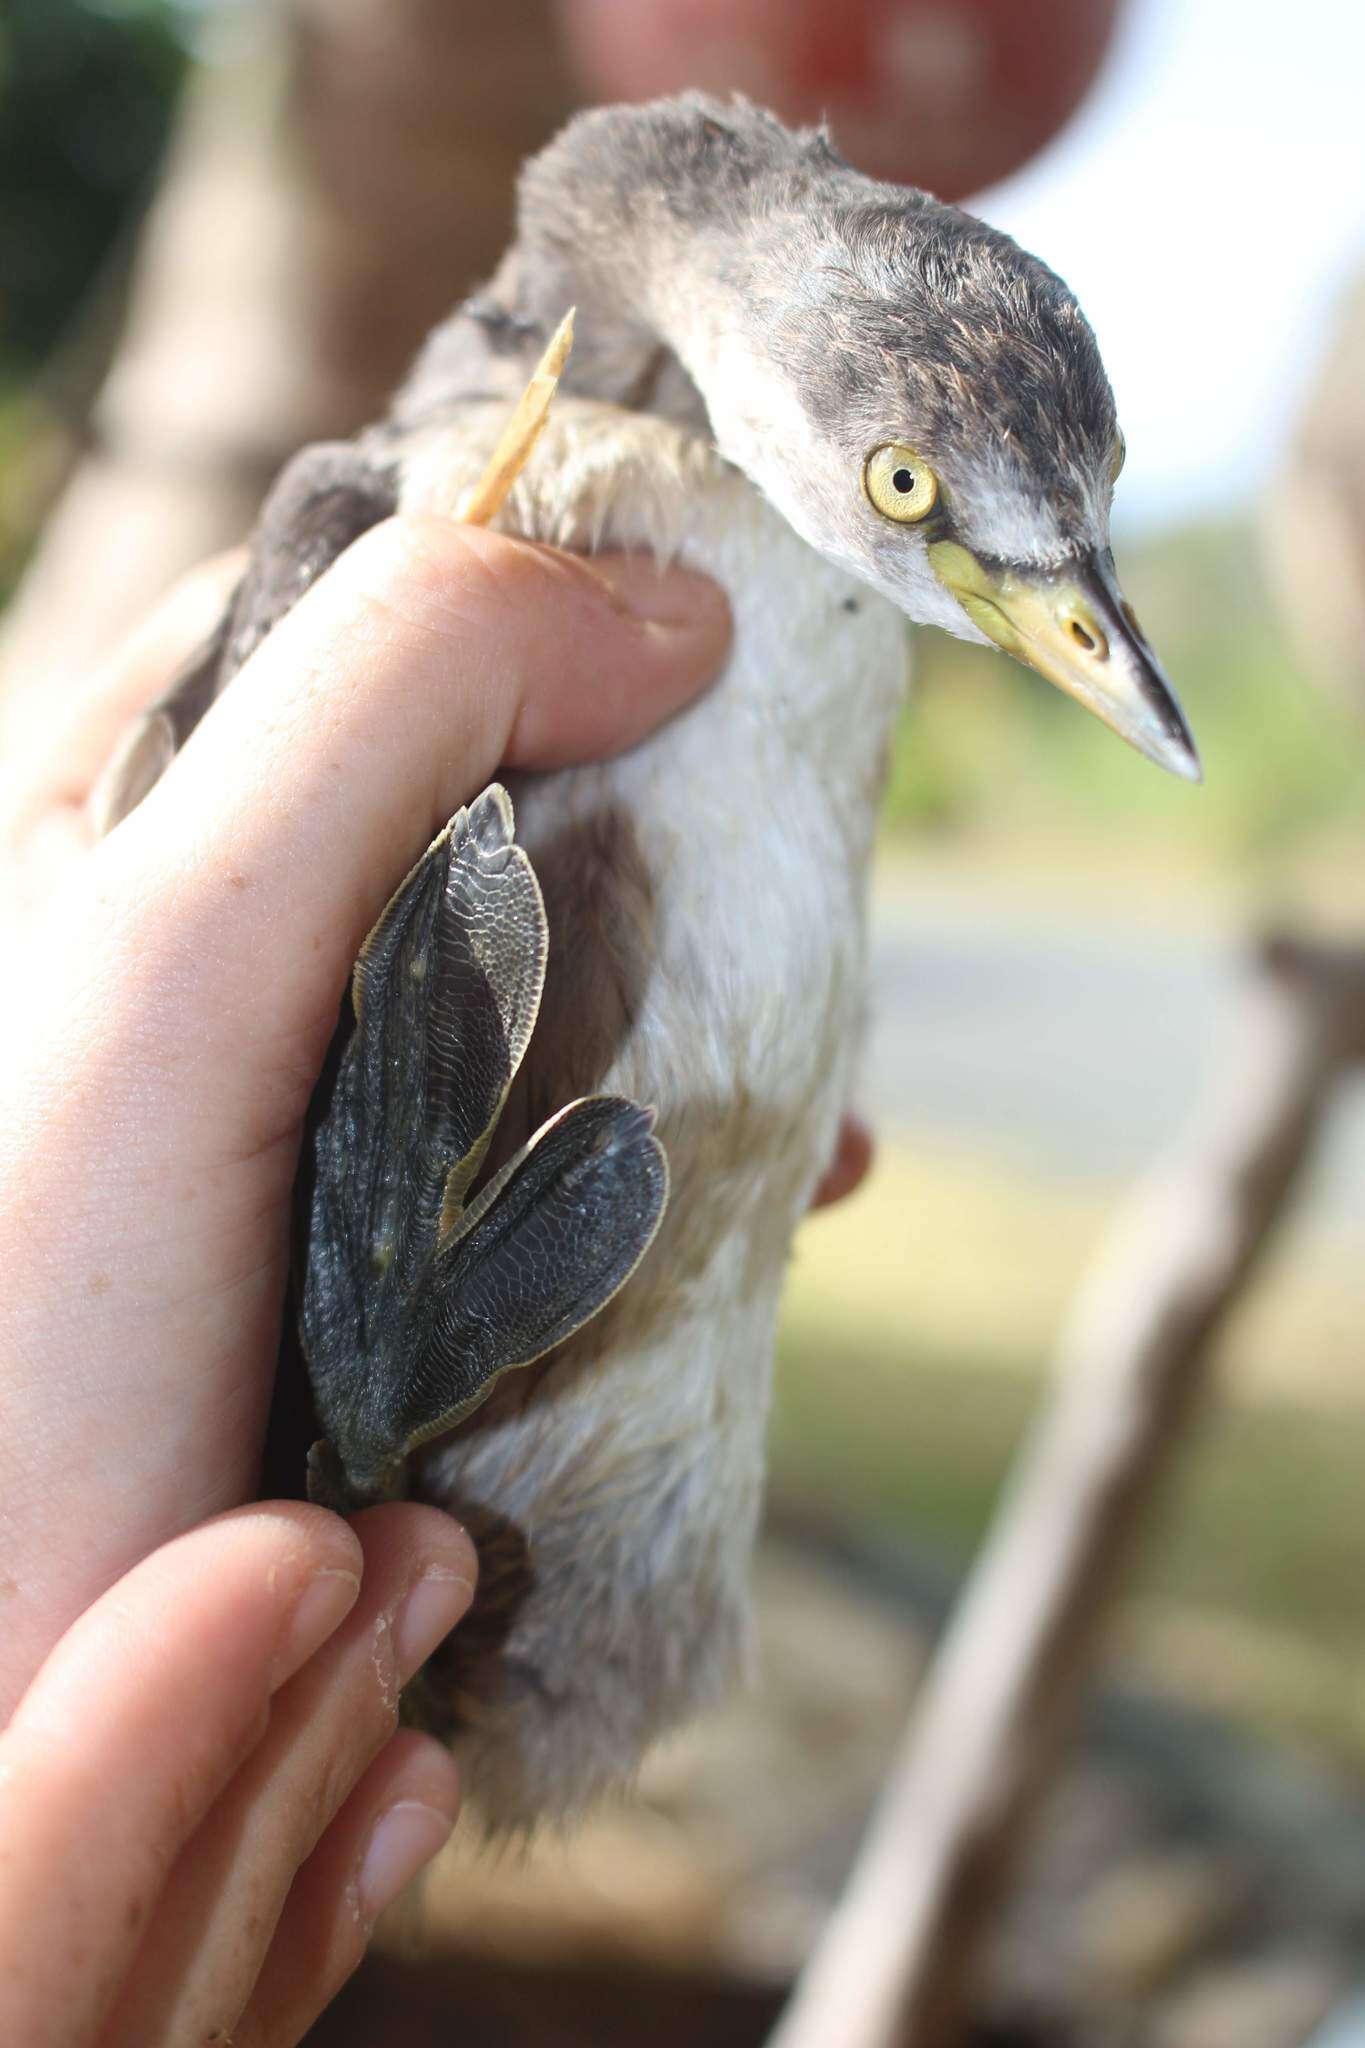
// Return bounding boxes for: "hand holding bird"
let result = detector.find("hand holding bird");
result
[7,94,1196,1834]
[0,521,730,1719]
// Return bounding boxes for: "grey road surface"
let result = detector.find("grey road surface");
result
[863,884,1365,1230]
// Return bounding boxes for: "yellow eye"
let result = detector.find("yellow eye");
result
[1110,432,1127,485]
[864,444,939,523]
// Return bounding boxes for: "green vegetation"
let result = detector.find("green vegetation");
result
[773,1148,1365,1770]
[0,0,188,600]
[0,0,186,375]
[774,1317,1365,1672]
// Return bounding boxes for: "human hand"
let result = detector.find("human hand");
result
[0,517,731,1716]
[0,1499,477,2048]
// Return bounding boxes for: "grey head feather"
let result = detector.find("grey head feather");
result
[391,94,1121,630]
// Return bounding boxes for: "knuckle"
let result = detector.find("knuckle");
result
[277,1622,401,1865]
[277,1904,371,2041]
[365,1612,403,1733]
[324,1621,401,1803]
[346,516,493,638]
[346,515,558,661]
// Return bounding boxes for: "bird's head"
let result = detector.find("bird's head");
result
[696,191,1200,780]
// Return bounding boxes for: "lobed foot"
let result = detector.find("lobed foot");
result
[299,785,668,1509]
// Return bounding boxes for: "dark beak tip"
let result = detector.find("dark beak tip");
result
[1138,653,1202,787]
[1150,715,1203,785]
[1166,695,1204,786]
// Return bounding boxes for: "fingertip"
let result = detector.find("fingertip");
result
[181,1501,367,1694]
[200,1499,366,1590]
[348,521,732,770]
[376,1727,464,1822]
[348,1501,480,1601]
[579,548,733,641]
[235,1731,461,2044]
[502,542,733,766]
[356,1736,462,1925]
[808,1113,875,1211]
[273,1565,363,1691]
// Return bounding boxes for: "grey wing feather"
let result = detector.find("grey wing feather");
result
[94,439,396,831]
[93,603,234,832]
[219,439,397,677]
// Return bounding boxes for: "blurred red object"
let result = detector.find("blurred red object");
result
[557,0,1123,199]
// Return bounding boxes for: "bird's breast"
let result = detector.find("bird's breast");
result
[405,399,908,1823]
[401,397,908,1224]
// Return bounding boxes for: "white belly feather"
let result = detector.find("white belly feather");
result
[402,402,907,1826]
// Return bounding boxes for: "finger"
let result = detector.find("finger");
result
[809,1113,874,1210]
[0,1503,361,2048]
[105,1504,474,2048]
[91,516,731,1148]
[2,550,244,828]
[0,553,244,912]
[234,1729,459,2048]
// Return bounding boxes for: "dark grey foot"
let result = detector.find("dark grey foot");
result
[300,785,668,1510]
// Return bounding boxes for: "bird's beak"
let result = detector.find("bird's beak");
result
[927,540,1202,782]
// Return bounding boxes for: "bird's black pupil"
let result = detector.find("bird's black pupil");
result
[892,468,915,494]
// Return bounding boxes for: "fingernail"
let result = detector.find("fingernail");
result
[587,554,728,633]
[357,1800,454,1923]
[274,1568,361,1687]
[393,1571,474,1680]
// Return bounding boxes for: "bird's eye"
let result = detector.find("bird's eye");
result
[1109,432,1127,486]
[864,444,939,523]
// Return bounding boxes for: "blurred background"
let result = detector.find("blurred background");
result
[2,1,1363,2041]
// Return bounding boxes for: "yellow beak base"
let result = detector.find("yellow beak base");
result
[928,539,1202,783]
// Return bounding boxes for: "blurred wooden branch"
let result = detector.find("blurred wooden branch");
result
[770,932,1365,2048]
[1266,271,1365,719]
[0,0,572,748]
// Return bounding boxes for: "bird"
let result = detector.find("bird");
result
[98,92,1199,1831]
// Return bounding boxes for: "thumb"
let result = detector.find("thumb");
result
[91,514,730,1139]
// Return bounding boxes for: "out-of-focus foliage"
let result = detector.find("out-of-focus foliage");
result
[0,0,186,377]
[0,0,189,604]
[776,1145,1365,1768]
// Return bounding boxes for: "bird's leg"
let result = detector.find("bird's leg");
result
[299,785,667,1510]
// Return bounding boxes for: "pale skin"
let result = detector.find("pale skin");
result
[0,516,868,2045]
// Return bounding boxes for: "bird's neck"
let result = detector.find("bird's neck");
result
[392,98,849,437]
